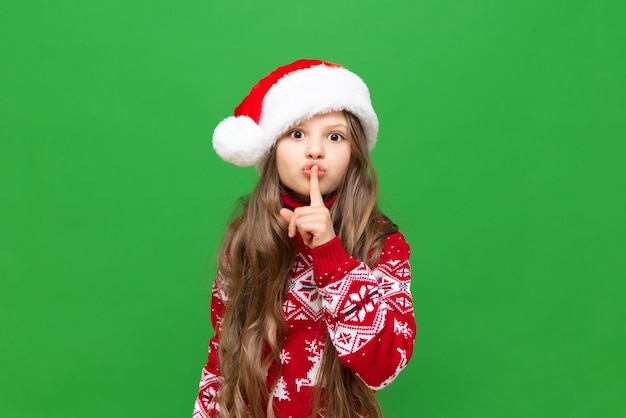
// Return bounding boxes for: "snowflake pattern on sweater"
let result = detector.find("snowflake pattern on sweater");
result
[193,231,415,418]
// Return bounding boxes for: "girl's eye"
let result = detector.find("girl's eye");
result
[328,132,345,142]
[289,130,304,139]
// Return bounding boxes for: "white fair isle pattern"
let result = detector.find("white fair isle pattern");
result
[393,317,414,339]
[274,376,291,401]
[213,271,228,302]
[284,253,323,321]
[318,264,387,356]
[359,347,408,391]
[193,367,222,417]
[279,348,292,364]
[373,259,413,315]
[295,340,324,392]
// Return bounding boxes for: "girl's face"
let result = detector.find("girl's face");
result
[275,111,352,201]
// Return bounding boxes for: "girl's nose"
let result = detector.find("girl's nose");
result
[306,137,325,159]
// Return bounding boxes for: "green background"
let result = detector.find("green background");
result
[1,0,625,417]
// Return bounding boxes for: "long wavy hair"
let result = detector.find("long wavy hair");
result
[216,111,398,417]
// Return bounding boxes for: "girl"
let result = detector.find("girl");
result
[194,59,416,418]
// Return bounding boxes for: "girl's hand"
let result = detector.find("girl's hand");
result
[279,166,336,248]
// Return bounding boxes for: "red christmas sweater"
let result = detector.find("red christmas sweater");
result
[193,197,416,418]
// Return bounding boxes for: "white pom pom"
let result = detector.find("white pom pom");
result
[212,116,268,167]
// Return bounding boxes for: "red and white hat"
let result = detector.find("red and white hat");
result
[213,59,379,167]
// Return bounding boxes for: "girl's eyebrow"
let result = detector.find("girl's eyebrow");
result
[292,123,348,130]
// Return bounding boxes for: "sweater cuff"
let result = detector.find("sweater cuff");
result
[310,237,360,287]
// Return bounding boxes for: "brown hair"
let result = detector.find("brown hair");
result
[216,111,397,417]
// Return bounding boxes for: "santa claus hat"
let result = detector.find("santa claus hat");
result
[213,59,379,167]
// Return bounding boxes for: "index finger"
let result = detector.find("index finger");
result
[309,165,324,207]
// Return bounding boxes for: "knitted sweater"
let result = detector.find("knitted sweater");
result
[193,197,416,417]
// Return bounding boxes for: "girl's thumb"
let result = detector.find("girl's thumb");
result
[279,208,294,223]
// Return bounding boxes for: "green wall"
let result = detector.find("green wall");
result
[1,1,624,417]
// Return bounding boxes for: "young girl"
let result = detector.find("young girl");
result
[194,59,416,418]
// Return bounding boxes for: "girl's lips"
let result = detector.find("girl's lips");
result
[303,168,325,178]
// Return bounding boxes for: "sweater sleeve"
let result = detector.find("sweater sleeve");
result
[310,231,416,390]
[193,275,226,418]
